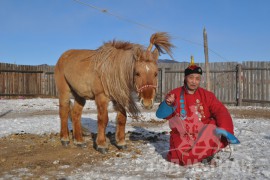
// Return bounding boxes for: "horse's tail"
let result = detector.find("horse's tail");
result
[68,100,91,136]
[147,32,175,60]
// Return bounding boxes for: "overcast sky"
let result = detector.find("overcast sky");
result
[1,0,269,65]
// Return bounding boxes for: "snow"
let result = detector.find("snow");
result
[1,98,270,179]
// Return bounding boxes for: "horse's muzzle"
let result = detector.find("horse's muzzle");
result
[140,98,154,110]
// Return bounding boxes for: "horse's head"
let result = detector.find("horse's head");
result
[134,50,158,110]
[134,32,174,110]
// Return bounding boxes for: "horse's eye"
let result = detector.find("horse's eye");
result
[154,72,158,77]
[136,72,140,77]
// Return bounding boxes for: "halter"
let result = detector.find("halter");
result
[137,84,157,93]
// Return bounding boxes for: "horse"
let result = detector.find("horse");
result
[54,32,174,153]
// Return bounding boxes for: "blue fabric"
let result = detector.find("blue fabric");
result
[156,101,176,119]
[215,128,240,144]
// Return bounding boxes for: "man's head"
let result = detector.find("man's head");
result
[184,58,202,93]
[184,65,202,77]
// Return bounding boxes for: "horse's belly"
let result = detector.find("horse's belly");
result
[77,91,94,100]
[66,75,94,99]
[71,85,94,100]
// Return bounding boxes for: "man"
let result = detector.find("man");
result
[156,59,238,166]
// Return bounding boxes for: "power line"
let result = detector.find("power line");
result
[72,0,228,61]
[173,36,228,61]
[73,0,158,31]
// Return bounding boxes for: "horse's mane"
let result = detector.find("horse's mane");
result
[93,40,142,115]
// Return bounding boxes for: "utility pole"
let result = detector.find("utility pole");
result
[203,27,211,91]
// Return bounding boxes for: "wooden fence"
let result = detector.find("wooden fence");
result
[241,61,270,105]
[0,61,270,106]
[157,61,270,106]
[0,63,56,97]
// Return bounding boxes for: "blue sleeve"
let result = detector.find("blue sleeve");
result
[156,101,176,119]
[215,128,240,144]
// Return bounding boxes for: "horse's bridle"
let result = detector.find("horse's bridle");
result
[137,84,157,93]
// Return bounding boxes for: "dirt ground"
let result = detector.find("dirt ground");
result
[0,131,149,179]
[228,107,270,119]
[0,107,269,179]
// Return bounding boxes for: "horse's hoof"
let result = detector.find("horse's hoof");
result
[74,140,87,148]
[97,147,108,154]
[76,143,87,148]
[116,144,127,150]
[94,139,109,154]
[94,145,108,154]
[61,141,70,147]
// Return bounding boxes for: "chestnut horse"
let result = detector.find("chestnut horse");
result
[54,32,174,153]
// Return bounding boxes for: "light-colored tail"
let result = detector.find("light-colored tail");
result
[147,32,175,60]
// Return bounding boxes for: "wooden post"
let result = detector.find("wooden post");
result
[161,67,166,101]
[236,64,243,106]
[203,28,211,91]
[41,65,47,96]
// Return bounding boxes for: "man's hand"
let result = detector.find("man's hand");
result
[165,93,176,106]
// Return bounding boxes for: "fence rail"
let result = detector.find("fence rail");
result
[0,61,270,106]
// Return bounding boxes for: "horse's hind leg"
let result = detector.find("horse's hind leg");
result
[95,93,109,154]
[115,110,127,150]
[59,97,71,146]
[55,63,72,146]
[70,95,86,148]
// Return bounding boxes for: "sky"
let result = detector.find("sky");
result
[0,0,270,65]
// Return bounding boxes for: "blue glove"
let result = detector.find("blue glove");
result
[215,128,240,144]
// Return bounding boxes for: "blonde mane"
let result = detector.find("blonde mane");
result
[93,41,143,115]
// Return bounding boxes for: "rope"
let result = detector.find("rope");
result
[72,0,228,62]
[214,137,233,164]
[72,0,158,31]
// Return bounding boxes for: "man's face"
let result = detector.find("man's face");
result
[185,73,201,92]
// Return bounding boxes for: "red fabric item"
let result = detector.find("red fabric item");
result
[164,86,234,165]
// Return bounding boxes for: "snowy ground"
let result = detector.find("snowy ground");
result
[0,98,270,179]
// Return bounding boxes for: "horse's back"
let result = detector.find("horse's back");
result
[55,49,99,99]
[59,49,94,62]
[55,49,95,75]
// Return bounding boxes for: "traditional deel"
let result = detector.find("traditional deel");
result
[161,87,235,165]
[195,98,206,121]
[179,87,206,121]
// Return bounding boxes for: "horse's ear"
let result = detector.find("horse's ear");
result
[152,48,159,61]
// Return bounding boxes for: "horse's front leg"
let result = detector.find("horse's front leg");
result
[115,110,127,150]
[95,94,109,154]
